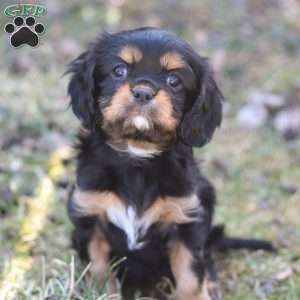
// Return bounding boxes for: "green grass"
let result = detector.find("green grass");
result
[0,1,300,299]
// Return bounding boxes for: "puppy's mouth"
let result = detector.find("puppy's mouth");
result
[101,83,178,148]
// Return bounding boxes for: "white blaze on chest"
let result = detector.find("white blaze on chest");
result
[107,206,147,250]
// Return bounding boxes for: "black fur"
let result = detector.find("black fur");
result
[67,52,98,130]
[66,28,223,146]
[66,28,274,299]
[207,225,276,252]
[68,135,216,298]
[180,65,223,147]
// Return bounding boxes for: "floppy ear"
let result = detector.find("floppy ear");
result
[66,52,98,130]
[180,60,223,147]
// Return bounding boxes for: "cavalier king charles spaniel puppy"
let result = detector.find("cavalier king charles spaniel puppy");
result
[66,27,273,300]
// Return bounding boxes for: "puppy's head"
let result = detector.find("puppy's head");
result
[67,28,223,150]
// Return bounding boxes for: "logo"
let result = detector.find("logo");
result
[4,4,47,48]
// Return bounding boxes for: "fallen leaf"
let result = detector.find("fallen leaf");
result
[274,266,293,281]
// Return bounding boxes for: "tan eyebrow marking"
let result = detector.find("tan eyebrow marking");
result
[160,52,186,70]
[118,46,143,64]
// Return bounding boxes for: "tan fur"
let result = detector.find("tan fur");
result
[119,46,143,64]
[102,83,133,124]
[76,191,203,297]
[88,231,117,293]
[199,276,221,300]
[73,189,200,227]
[169,241,211,300]
[102,84,177,131]
[101,83,177,146]
[160,52,186,70]
[73,188,124,217]
[153,90,178,130]
[143,195,200,226]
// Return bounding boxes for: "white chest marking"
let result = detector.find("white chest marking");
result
[131,116,150,131]
[127,144,161,158]
[107,206,147,250]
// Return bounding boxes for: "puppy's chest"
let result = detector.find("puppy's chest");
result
[73,188,200,251]
[75,156,199,250]
[107,199,199,252]
[106,204,161,251]
[119,169,152,204]
[110,176,190,250]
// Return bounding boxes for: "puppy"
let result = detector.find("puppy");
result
[66,27,272,300]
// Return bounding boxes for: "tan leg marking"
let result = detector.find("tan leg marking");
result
[201,270,222,300]
[169,241,211,300]
[88,231,117,294]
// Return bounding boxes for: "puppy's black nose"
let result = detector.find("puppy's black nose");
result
[132,85,155,104]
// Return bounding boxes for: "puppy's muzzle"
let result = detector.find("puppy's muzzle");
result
[132,84,156,105]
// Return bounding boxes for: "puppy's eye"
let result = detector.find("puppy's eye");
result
[166,74,182,88]
[112,64,128,78]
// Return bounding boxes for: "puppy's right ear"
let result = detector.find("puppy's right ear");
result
[66,52,97,130]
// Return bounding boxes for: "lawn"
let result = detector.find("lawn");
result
[0,1,299,299]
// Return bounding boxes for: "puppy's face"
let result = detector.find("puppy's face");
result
[68,28,223,150]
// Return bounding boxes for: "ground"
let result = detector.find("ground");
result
[0,1,299,299]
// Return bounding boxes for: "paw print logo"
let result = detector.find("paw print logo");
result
[4,16,45,48]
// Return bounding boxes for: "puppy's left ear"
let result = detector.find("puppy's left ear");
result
[180,59,223,147]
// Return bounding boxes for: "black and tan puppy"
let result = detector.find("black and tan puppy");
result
[67,27,273,300]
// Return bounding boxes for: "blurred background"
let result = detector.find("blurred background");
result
[0,1,299,299]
